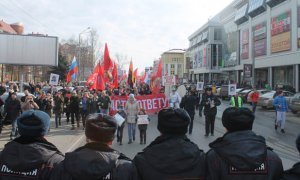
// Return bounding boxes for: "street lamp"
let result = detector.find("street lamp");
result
[78,27,91,81]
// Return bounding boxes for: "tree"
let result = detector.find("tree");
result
[48,52,69,81]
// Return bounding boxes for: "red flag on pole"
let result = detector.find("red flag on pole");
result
[103,43,113,71]
[127,60,133,88]
[112,62,118,88]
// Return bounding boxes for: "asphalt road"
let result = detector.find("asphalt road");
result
[0,100,299,170]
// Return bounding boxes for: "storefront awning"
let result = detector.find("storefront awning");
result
[248,0,266,18]
[266,0,286,8]
[234,3,249,25]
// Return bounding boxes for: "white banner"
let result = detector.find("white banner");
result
[49,73,59,86]
[137,115,149,125]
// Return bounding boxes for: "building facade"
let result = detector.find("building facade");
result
[161,49,185,80]
[187,0,300,92]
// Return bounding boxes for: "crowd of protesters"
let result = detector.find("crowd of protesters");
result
[0,80,299,179]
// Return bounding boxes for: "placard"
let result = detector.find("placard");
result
[114,113,125,126]
[228,84,237,96]
[244,64,252,78]
[137,115,149,125]
[49,73,59,86]
[196,82,204,91]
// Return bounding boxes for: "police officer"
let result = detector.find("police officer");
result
[180,89,199,134]
[230,93,243,108]
[50,113,135,180]
[133,108,206,180]
[283,134,300,179]
[206,107,283,180]
[0,110,64,179]
[199,87,221,136]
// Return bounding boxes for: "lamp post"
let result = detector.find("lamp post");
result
[78,27,91,81]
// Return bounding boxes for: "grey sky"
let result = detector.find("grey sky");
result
[0,0,233,71]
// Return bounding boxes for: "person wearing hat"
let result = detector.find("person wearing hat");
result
[0,110,64,179]
[199,87,221,136]
[50,113,135,180]
[21,94,40,112]
[3,91,21,140]
[206,107,283,180]
[283,134,300,179]
[133,108,206,179]
[116,103,126,145]
[125,94,139,144]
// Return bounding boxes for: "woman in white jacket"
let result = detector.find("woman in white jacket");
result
[125,94,139,144]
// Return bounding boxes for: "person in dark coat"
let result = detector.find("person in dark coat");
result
[50,113,135,180]
[64,91,71,124]
[180,89,199,134]
[0,110,64,179]
[133,108,206,180]
[116,103,126,145]
[206,107,283,180]
[4,92,21,140]
[53,91,64,128]
[69,91,80,130]
[199,87,221,136]
[283,134,300,179]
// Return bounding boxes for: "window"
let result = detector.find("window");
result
[171,71,175,75]
[171,64,175,68]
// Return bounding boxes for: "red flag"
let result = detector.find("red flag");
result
[112,62,118,88]
[133,68,138,83]
[150,59,163,93]
[127,60,133,88]
[87,63,105,90]
[103,43,113,71]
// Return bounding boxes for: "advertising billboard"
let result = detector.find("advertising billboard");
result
[241,29,249,59]
[271,11,291,53]
[0,34,58,66]
[253,22,267,57]
[244,64,252,78]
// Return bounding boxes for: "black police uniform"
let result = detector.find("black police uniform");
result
[206,130,283,180]
[133,135,206,180]
[0,136,64,180]
[50,142,135,180]
[180,93,199,134]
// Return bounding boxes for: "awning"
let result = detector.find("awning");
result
[234,3,249,25]
[248,0,266,18]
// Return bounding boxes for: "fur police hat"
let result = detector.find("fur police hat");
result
[222,107,254,132]
[17,110,50,137]
[157,108,190,135]
[296,134,300,153]
[85,113,117,142]
[205,87,212,92]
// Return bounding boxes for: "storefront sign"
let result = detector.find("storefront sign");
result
[271,11,291,53]
[271,31,291,53]
[241,29,249,59]
[253,22,267,57]
[244,64,252,78]
[271,11,291,36]
[110,93,168,115]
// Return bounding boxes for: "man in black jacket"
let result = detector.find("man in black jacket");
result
[69,91,80,130]
[199,87,221,136]
[180,90,199,134]
[206,107,283,180]
[133,108,206,180]
[283,134,300,179]
[0,110,64,179]
[50,113,135,180]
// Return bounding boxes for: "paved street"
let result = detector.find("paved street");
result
[1,100,299,170]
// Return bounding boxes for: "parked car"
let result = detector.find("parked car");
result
[247,89,273,104]
[257,91,294,109]
[289,93,300,114]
